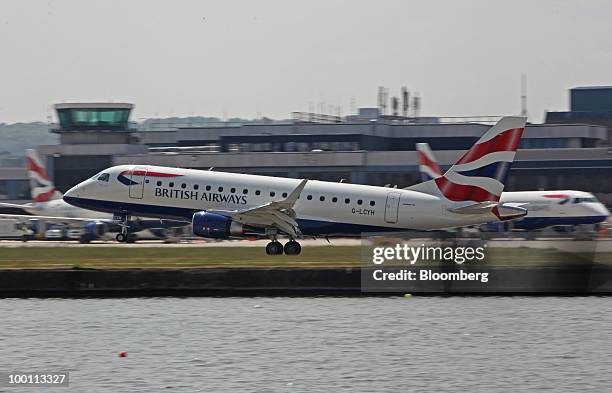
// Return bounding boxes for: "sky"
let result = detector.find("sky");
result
[1,0,611,123]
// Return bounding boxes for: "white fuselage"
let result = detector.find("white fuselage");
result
[64,165,505,235]
[499,190,609,229]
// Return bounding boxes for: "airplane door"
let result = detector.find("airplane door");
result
[384,192,401,224]
[128,166,147,199]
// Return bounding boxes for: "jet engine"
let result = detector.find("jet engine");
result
[192,211,244,239]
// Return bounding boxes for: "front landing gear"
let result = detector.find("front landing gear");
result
[114,212,131,243]
[116,233,136,243]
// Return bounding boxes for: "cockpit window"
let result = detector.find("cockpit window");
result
[573,197,597,204]
[97,173,110,182]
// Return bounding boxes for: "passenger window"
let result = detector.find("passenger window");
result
[169,182,174,188]
[243,189,248,194]
[320,196,325,202]
[206,185,211,191]
[230,187,236,193]
[332,197,338,203]
[145,180,149,184]
[270,191,276,197]
[282,192,288,198]
[194,184,199,190]
[156,181,162,187]
[307,195,313,200]
[181,183,187,189]
[370,201,375,206]
[255,190,261,195]
[357,199,363,205]
[345,198,350,204]
[218,186,224,192]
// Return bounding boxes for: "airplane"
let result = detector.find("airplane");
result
[0,149,185,242]
[415,142,610,230]
[63,117,529,254]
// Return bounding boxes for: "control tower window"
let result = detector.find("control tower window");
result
[56,107,131,131]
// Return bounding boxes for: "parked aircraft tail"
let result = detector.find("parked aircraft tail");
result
[26,149,63,202]
[416,142,443,181]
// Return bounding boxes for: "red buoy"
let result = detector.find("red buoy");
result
[119,351,127,358]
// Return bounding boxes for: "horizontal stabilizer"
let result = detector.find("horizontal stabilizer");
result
[446,201,527,220]
[447,201,499,214]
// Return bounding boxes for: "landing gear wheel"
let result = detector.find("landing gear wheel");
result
[265,241,284,255]
[284,241,301,255]
[116,233,127,243]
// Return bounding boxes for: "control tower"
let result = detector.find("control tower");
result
[52,102,135,144]
[38,102,147,192]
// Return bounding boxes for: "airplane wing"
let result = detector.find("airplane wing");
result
[0,202,33,215]
[208,179,308,238]
[0,214,103,225]
[0,202,32,210]
[0,214,189,230]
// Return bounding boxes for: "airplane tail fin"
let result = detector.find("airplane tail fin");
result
[407,116,527,203]
[26,149,62,202]
[416,142,443,182]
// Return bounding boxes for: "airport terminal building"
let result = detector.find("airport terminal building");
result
[2,86,612,205]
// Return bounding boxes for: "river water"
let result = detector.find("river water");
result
[1,297,611,392]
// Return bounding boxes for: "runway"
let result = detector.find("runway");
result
[1,237,611,253]
[0,237,362,248]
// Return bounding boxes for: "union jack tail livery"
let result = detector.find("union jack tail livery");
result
[26,149,63,202]
[407,116,527,204]
[416,143,443,181]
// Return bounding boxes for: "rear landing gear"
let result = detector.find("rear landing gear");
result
[265,241,284,255]
[265,240,302,255]
[284,240,301,255]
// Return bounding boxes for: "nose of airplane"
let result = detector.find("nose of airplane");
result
[594,203,611,219]
[62,187,77,206]
[63,182,86,206]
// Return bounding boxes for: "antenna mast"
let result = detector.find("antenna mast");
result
[521,74,528,118]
